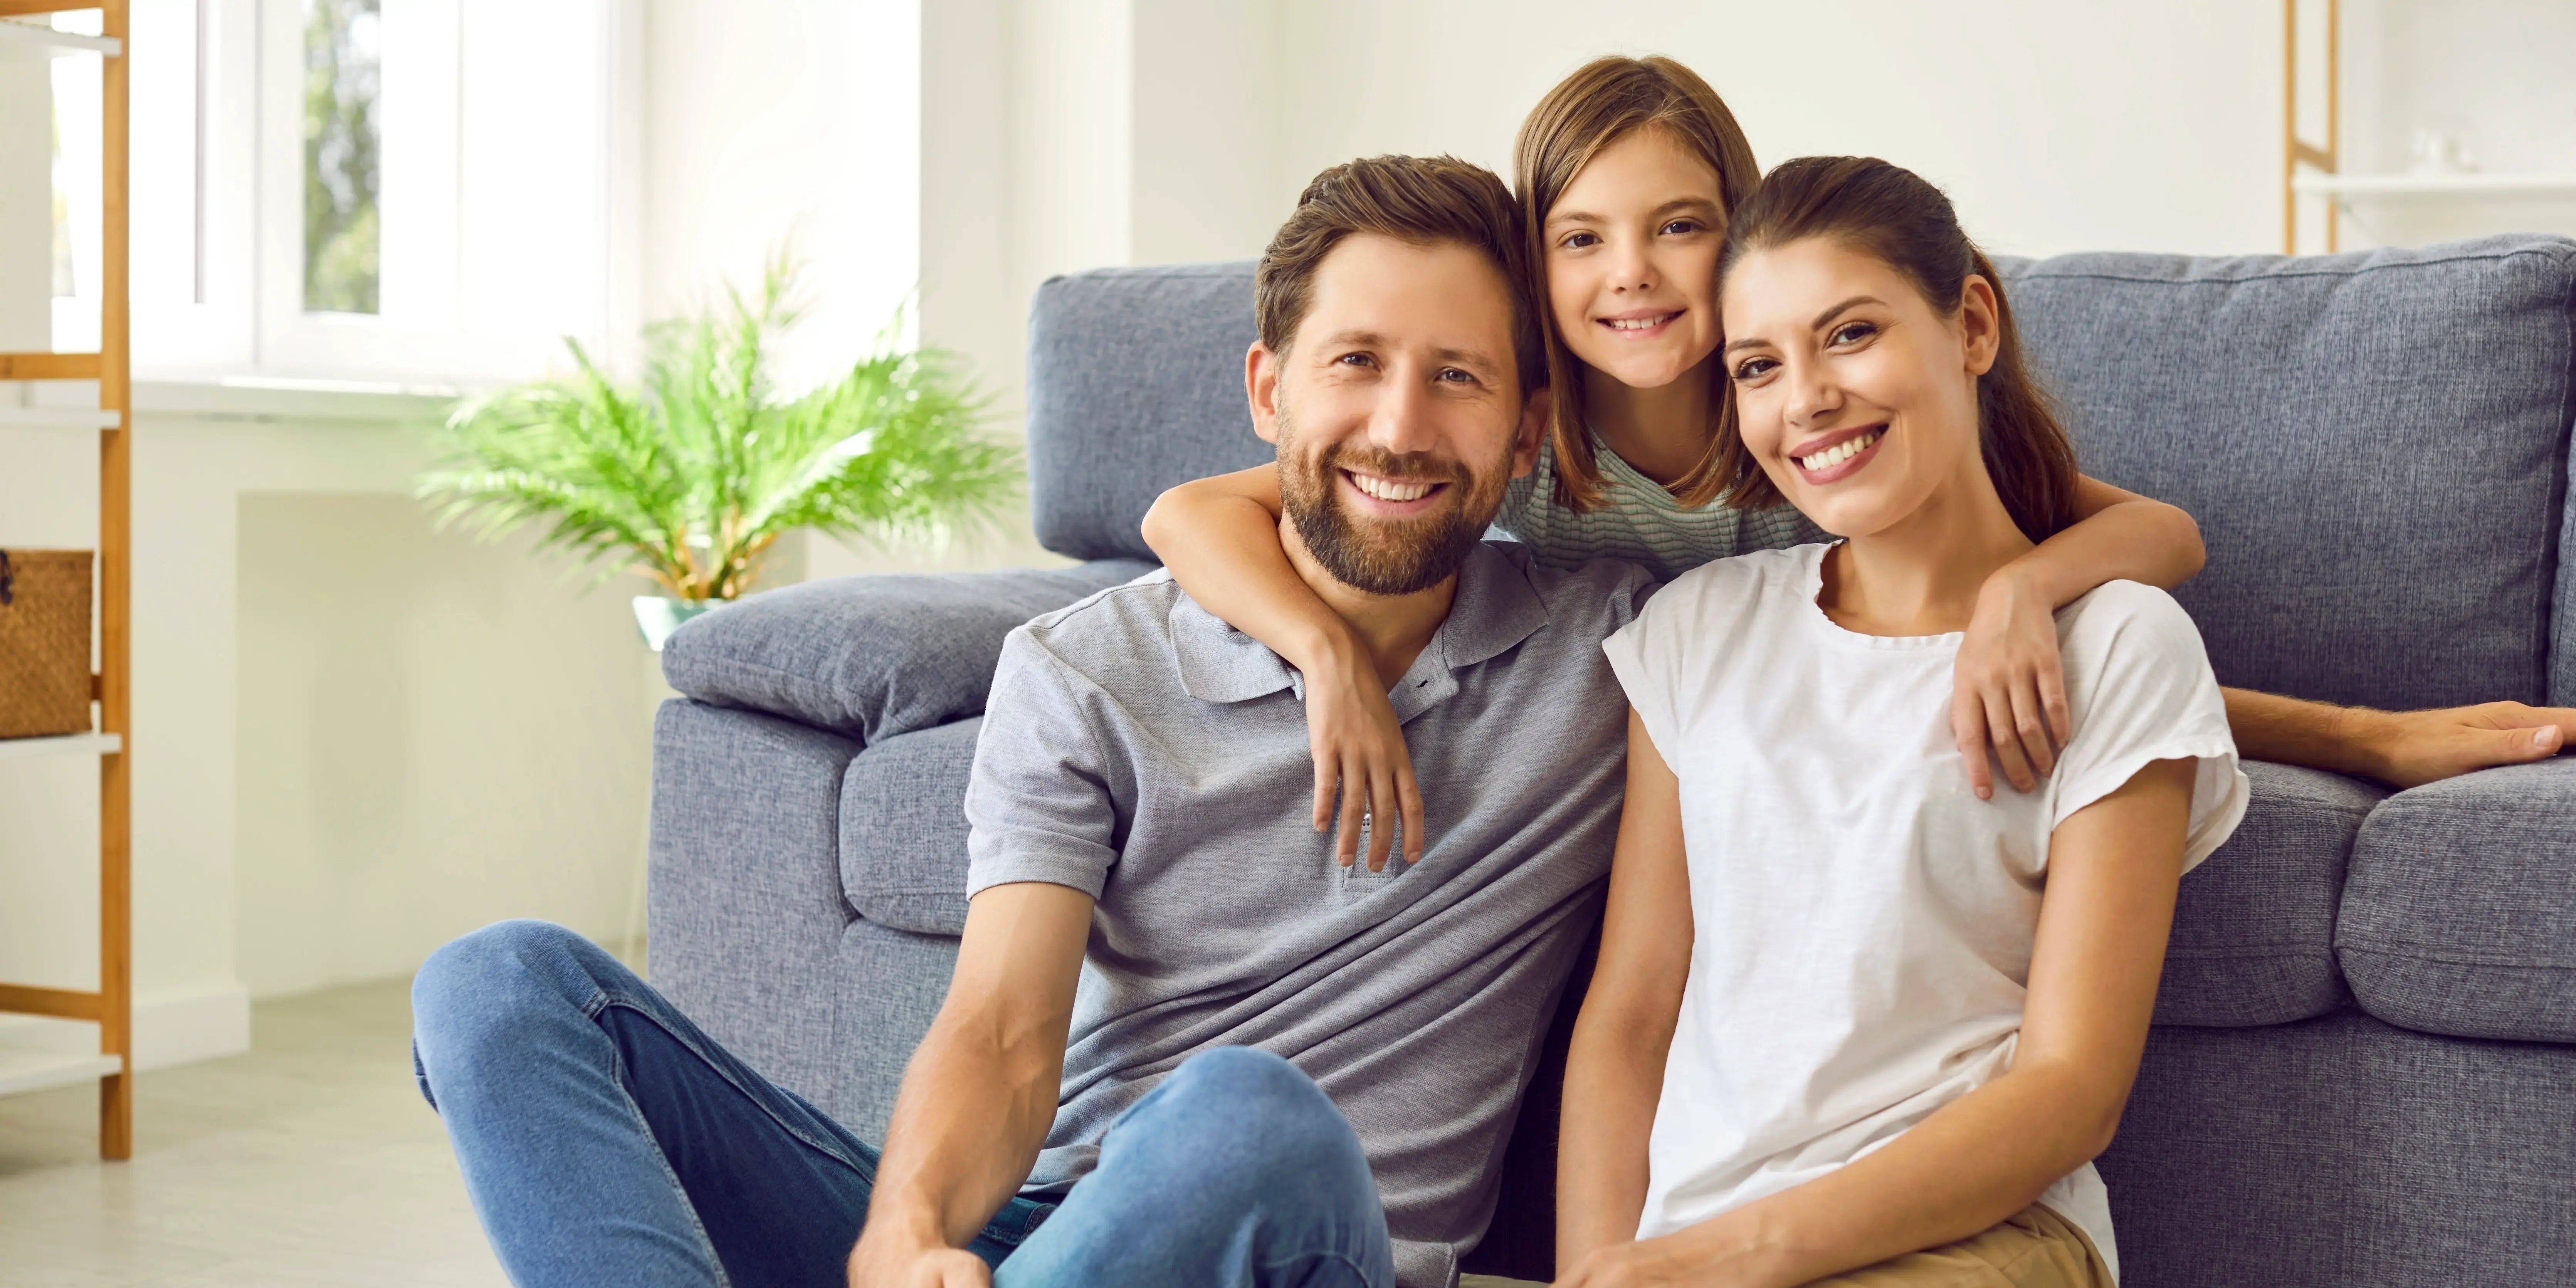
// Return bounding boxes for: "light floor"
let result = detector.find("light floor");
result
[0,980,1538,1288]
[0,979,504,1288]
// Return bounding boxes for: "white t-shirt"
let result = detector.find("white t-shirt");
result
[1599,543,2248,1282]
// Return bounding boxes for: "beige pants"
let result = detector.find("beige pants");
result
[1808,1204,2115,1287]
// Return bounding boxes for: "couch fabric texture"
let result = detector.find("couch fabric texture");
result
[653,236,2576,1286]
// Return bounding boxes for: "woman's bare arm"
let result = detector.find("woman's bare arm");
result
[1140,467,1425,868]
[1560,758,2194,1288]
[1954,476,2205,797]
[1554,710,1694,1274]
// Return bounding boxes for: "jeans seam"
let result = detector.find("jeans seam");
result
[596,995,735,1288]
[1255,1249,1381,1288]
[583,990,879,1186]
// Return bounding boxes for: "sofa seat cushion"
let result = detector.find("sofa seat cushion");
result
[2001,237,2576,713]
[840,719,980,935]
[663,560,1153,744]
[2339,758,2576,1043]
[2155,760,2383,1027]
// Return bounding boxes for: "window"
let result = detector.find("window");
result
[42,0,632,385]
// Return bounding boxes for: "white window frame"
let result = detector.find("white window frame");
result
[67,0,640,388]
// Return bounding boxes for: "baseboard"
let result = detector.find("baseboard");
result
[0,981,253,1072]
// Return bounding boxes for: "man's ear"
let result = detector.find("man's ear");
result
[1511,386,1550,478]
[1959,276,2001,378]
[1246,342,1284,444]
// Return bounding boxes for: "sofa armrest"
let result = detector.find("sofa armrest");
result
[661,558,1154,744]
[2340,757,2576,1043]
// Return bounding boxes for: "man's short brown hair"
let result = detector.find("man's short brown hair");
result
[1254,155,1545,399]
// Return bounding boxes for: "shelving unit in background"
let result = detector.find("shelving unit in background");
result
[0,0,133,1160]
[2284,0,2576,253]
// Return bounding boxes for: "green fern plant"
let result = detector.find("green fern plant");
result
[420,260,1019,603]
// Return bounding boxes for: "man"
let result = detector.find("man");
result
[410,153,2574,1288]
[414,154,1646,1288]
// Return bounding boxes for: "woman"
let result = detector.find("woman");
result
[1140,57,2205,869]
[1555,156,2248,1287]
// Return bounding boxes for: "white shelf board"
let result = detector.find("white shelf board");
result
[0,732,120,760]
[0,20,120,57]
[0,1049,120,1098]
[0,407,119,429]
[2294,171,2576,198]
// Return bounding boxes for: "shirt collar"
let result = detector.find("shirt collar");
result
[1168,543,1552,715]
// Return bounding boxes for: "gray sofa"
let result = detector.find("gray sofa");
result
[649,237,2576,1286]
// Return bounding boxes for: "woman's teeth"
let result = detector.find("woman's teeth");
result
[1351,473,1436,502]
[1798,430,1882,472]
[1603,313,1676,331]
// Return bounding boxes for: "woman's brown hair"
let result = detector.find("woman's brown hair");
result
[1714,156,2079,543]
[1511,55,1761,512]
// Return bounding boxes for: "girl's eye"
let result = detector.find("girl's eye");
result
[1660,218,1703,236]
[1731,356,1778,382]
[1560,231,1601,250]
[1828,321,1877,347]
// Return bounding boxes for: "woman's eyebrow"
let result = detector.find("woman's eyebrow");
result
[1811,296,1885,328]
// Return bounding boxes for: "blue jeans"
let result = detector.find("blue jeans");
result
[410,920,1395,1288]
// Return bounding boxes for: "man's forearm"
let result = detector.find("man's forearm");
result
[863,1016,1066,1253]
[852,882,1092,1276]
[2223,687,2383,780]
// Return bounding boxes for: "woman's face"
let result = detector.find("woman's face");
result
[1720,237,1998,538]
[1542,127,1727,393]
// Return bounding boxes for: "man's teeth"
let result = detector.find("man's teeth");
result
[1797,430,1882,472]
[1605,314,1674,331]
[1351,474,1435,502]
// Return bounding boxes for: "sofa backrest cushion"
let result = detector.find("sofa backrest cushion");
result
[1027,263,1269,561]
[2001,236,2576,711]
[662,559,1155,744]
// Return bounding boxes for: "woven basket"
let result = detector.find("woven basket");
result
[0,549,96,738]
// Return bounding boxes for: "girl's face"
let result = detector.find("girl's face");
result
[1542,127,1727,393]
[1720,237,1999,538]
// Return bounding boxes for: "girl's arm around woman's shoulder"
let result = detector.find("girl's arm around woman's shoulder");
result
[1556,757,2200,1288]
[1954,474,2207,799]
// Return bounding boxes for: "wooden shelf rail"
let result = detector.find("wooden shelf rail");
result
[0,0,133,1162]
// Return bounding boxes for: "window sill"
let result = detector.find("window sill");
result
[136,374,462,425]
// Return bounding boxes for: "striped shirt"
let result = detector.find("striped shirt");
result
[1498,433,1825,582]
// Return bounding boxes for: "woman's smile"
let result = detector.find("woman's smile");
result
[1790,423,1887,484]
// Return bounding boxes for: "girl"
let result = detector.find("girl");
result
[1554,156,2247,1287]
[1140,57,2205,870]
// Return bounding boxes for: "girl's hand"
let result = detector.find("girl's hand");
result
[1304,652,1424,872]
[1953,567,2072,799]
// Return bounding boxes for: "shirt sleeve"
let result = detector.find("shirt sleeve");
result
[2046,584,2250,874]
[1599,581,1690,767]
[963,629,1122,899]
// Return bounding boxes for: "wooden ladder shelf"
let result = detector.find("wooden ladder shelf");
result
[0,0,133,1160]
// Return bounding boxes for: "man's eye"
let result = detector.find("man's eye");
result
[1829,321,1877,346]
[1336,353,1375,368]
[1437,368,1475,384]
[1731,356,1778,381]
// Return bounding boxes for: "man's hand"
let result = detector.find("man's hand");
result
[847,1239,990,1288]
[2356,700,2573,789]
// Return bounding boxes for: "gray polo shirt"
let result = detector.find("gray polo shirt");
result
[965,542,1654,1288]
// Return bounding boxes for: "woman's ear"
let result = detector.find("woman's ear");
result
[1958,275,2001,378]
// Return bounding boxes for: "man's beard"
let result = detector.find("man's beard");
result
[1276,410,1513,596]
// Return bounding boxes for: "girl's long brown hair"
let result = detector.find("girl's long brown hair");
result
[1511,56,1761,512]
[1714,156,2078,543]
